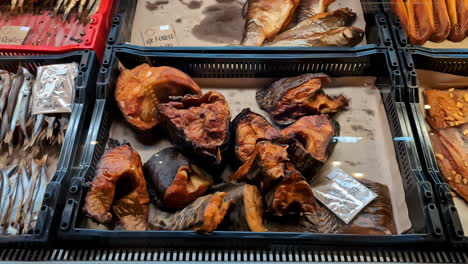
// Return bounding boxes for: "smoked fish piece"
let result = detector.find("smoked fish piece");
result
[427,0,451,42]
[241,0,301,46]
[115,64,201,130]
[392,0,435,45]
[297,0,335,21]
[266,27,364,47]
[446,0,468,41]
[430,124,468,202]
[84,144,150,231]
[424,88,468,129]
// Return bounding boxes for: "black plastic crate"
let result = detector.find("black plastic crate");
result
[57,47,444,248]
[0,51,99,247]
[381,0,468,53]
[105,0,393,52]
[398,50,468,247]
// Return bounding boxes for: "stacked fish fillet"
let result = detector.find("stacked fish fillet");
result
[391,0,468,45]
[1,0,100,22]
[0,67,69,235]
[241,0,365,47]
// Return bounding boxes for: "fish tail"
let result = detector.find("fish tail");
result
[240,21,266,46]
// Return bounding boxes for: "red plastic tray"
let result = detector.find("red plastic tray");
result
[0,0,113,61]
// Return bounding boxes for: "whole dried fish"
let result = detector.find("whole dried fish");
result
[0,71,12,120]
[22,157,43,233]
[28,157,49,231]
[7,172,23,235]
[1,69,24,143]
[266,27,364,47]
[27,114,45,149]
[4,68,32,145]
[20,165,35,234]
[298,0,335,21]
[19,81,32,142]
[274,8,357,42]
[0,168,11,233]
[241,0,301,46]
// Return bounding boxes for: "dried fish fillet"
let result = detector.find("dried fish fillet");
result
[446,0,468,41]
[427,0,451,42]
[405,0,435,45]
[425,88,468,129]
[241,0,301,46]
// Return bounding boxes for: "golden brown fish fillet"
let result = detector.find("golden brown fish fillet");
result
[274,8,357,42]
[241,0,301,46]
[297,0,335,21]
[430,124,468,202]
[115,64,201,130]
[266,27,364,47]
[425,88,468,129]
[391,0,410,40]
[84,145,150,231]
[427,0,451,42]
[446,0,468,41]
[404,0,435,45]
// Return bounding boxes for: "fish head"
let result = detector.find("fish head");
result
[341,27,364,46]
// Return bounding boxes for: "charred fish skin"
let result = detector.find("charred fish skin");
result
[278,115,340,178]
[218,183,267,232]
[230,108,280,164]
[241,0,301,46]
[166,192,232,233]
[143,148,213,209]
[297,0,335,21]
[266,27,364,47]
[265,163,316,216]
[274,8,357,42]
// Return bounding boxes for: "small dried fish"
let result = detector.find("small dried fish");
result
[57,115,69,145]
[45,115,56,141]
[0,71,12,120]
[1,69,24,143]
[20,164,34,234]
[28,157,48,231]
[10,0,18,10]
[22,157,42,233]
[78,0,86,16]
[81,0,98,21]
[27,114,45,149]
[6,171,23,235]
[53,0,65,15]
[4,68,32,145]
[0,167,13,233]
[63,0,78,21]
[19,82,32,142]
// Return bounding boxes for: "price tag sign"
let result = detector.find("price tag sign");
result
[141,24,178,47]
[0,26,30,45]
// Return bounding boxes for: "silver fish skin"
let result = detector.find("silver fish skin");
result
[0,169,9,234]
[4,68,32,144]
[0,165,17,233]
[29,159,48,231]
[0,71,12,120]
[6,172,23,235]
[19,82,32,142]
[22,157,42,233]
[1,69,24,142]
[20,165,34,234]
[266,27,364,47]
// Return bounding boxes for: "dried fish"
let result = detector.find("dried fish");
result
[0,167,14,233]
[82,0,99,22]
[23,157,44,233]
[63,0,78,21]
[78,0,86,16]
[19,80,32,142]
[57,115,69,145]
[28,156,48,231]
[45,115,56,141]
[0,71,12,120]
[53,0,65,15]
[4,68,33,145]
[7,171,23,235]
[10,0,18,10]
[266,27,364,47]
[27,114,45,149]
[21,164,35,234]
[1,69,24,143]
[298,0,335,21]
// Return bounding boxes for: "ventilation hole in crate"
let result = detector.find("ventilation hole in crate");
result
[34,229,41,235]
[435,228,442,234]
[429,204,435,210]
[457,230,464,236]
[67,199,74,205]
[44,193,50,199]
[425,191,432,198]
[41,205,47,211]
[61,222,68,229]
[70,186,78,193]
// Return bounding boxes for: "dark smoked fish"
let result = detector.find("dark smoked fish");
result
[274,8,357,42]
[241,0,301,46]
[297,0,335,21]
[266,27,364,47]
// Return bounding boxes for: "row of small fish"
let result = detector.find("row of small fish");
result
[0,155,49,235]
[5,0,100,22]
[0,68,69,153]
[241,0,364,47]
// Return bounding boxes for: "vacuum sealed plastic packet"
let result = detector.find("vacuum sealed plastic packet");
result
[312,167,377,224]
[32,62,78,115]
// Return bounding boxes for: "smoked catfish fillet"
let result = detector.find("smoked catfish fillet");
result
[115,64,201,130]
[84,145,150,231]
[446,0,468,41]
[241,0,300,46]
[430,124,468,201]
[391,0,435,45]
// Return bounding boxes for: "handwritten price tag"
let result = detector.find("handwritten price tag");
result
[141,24,178,47]
[0,26,30,45]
